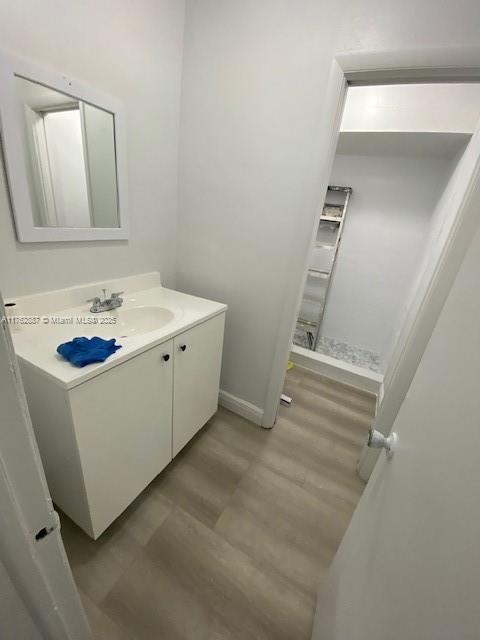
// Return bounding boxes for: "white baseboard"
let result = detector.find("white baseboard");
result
[290,345,383,396]
[218,389,264,426]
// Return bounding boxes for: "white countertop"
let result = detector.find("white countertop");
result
[12,286,227,389]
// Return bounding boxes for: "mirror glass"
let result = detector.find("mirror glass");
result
[15,76,119,228]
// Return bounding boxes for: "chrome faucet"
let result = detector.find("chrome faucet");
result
[87,289,124,313]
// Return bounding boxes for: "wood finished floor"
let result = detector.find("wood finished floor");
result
[60,368,375,640]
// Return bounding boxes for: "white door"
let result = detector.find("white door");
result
[311,199,480,638]
[0,295,91,639]
[173,314,225,456]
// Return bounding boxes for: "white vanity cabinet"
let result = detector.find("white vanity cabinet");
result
[19,311,225,539]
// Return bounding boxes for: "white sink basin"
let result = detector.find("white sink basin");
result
[80,306,175,338]
[114,306,175,337]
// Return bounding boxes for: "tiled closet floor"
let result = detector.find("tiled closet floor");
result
[293,329,381,373]
[60,368,375,640]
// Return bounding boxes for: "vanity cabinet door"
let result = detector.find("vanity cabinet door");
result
[70,340,173,538]
[173,313,225,456]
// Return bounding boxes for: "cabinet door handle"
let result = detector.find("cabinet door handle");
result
[179,344,187,352]
[162,353,170,362]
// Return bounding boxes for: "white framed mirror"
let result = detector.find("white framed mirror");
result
[0,51,129,242]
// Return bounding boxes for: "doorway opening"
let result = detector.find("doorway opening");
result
[269,64,480,488]
[289,81,480,396]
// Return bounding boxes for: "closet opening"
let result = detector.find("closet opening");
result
[289,81,480,396]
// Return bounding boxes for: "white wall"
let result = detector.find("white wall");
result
[380,146,465,372]
[321,152,453,367]
[0,0,185,297]
[176,0,480,412]
[341,83,480,133]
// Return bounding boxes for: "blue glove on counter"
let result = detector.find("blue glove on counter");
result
[57,336,122,368]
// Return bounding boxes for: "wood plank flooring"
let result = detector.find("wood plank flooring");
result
[60,368,375,639]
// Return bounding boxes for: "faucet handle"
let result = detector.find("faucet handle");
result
[86,296,101,304]
[111,291,124,299]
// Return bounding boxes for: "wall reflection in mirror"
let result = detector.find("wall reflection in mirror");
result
[15,76,119,229]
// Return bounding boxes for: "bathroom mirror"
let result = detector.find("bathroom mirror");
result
[0,52,129,241]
